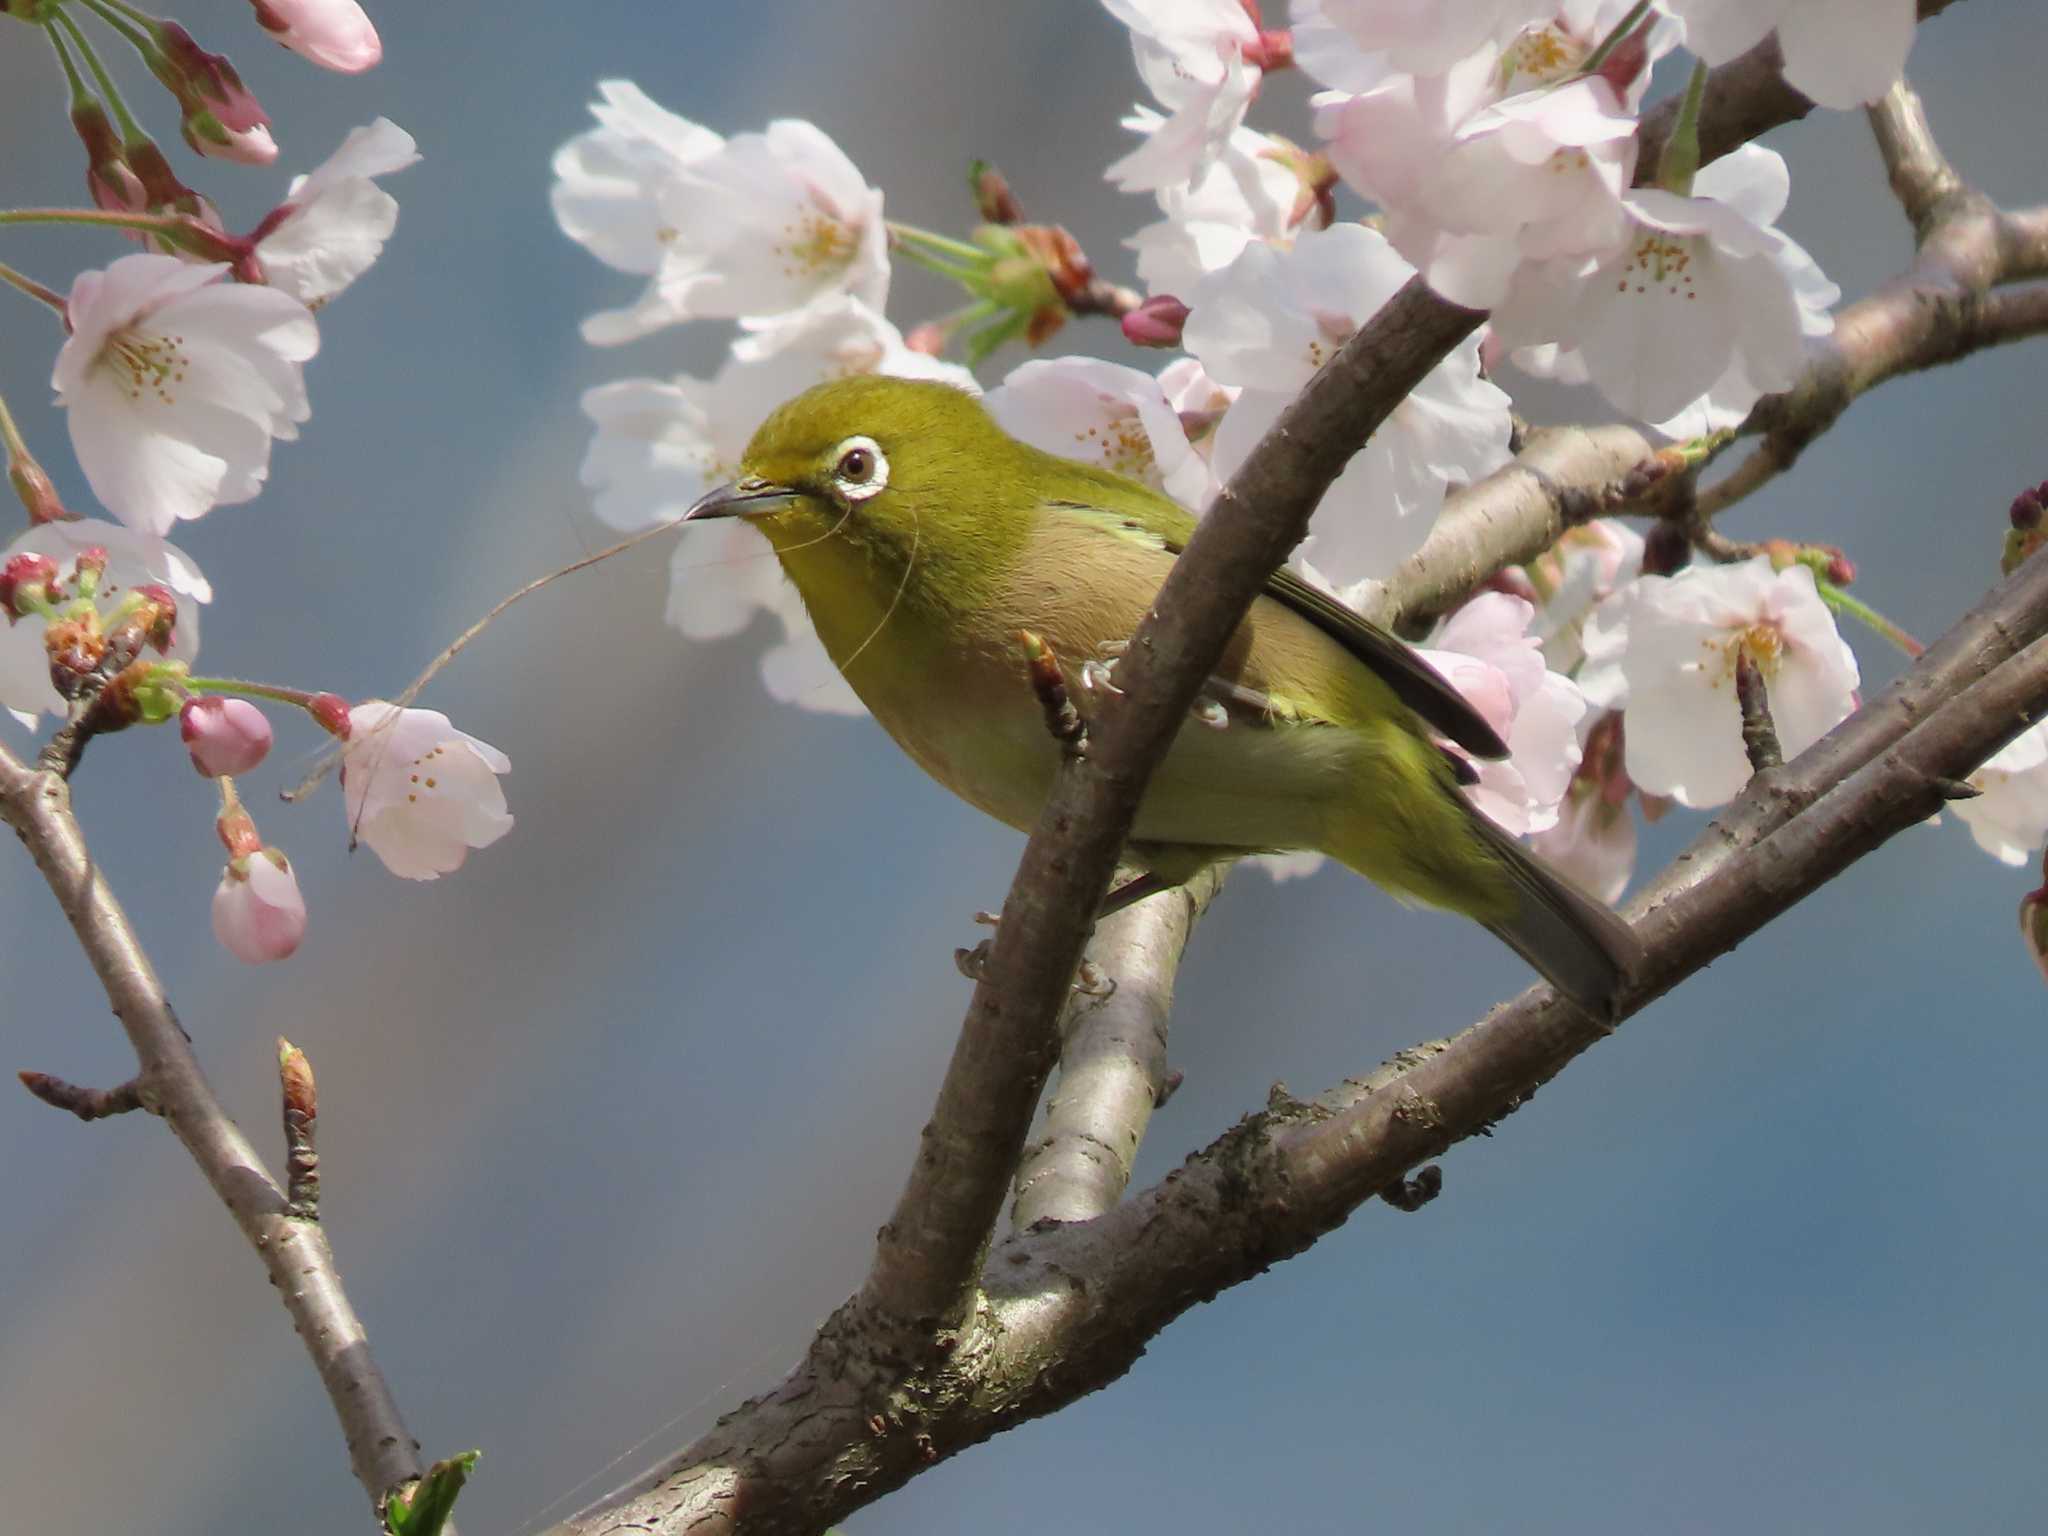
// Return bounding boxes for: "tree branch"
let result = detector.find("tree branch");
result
[1010,865,1222,1229]
[0,745,430,1517]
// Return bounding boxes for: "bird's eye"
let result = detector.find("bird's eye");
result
[828,435,888,502]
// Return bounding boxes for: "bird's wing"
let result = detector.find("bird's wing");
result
[1048,499,1509,760]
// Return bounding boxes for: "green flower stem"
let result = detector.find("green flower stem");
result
[0,206,188,238]
[0,388,32,473]
[892,242,990,287]
[1580,0,1652,75]
[49,7,145,141]
[1816,578,1924,657]
[887,221,995,268]
[184,677,327,710]
[0,258,66,312]
[1657,60,1710,195]
[76,0,150,49]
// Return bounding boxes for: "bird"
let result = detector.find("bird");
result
[684,374,1640,1018]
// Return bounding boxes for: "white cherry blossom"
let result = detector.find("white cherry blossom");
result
[551,82,726,344]
[1102,0,1264,193]
[1308,0,1551,76]
[1493,144,1837,426]
[1186,224,1510,586]
[1661,0,1914,109]
[579,299,973,716]
[655,118,888,326]
[1522,519,1646,673]
[1596,557,1859,808]
[1419,592,1588,835]
[1124,116,1299,296]
[342,702,513,879]
[54,255,317,533]
[0,519,210,726]
[1954,723,2048,866]
[254,118,418,307]
[1317,67,1639,308]
[985,357,1215,509]
[1530,768,1636,901]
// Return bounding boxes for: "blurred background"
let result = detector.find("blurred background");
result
[1,3,2045,1532]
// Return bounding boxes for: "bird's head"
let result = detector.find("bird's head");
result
[683,375,1028,591]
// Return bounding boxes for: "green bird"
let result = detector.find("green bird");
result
[685,375,1640,1017]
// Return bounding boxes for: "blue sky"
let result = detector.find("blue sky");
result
[1,3,2045,1533]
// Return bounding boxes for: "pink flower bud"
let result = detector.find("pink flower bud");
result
[182,697,274,777]
[149,21,277,164]
[1122,295,1190,349]
[0,553,58,620]
[249,0,382,73]
[212,848,307,963]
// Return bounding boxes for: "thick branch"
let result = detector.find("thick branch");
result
[0,748,427,1513]
[1010,866,1222,1229]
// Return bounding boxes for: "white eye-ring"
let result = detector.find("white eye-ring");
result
[829,435,889,502]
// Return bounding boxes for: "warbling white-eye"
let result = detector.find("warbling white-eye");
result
[685,375,1640,1017]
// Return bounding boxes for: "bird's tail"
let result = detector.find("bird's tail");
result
[1458,798,1642,1022]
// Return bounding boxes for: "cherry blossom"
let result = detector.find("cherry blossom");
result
[1661,0,1914,109]
[984,357,1216,509]
[1530,765,1636,901]
[1306,0,1552,76]
[554,97,888,336]
[578,299,973,716]
[249,0,382,73]
[213,847,307,962]
[1419,592,1588,836]
[1315,63,1640,308]
[0,519,210,726]
[1492,144,1837,426]
[1953,722,2048,866]
[54,255,318,533]
[181,696,273,777]
[253,118,419,307]
[1520,519,1646,673]
[341,703,513,879]
[1185,224,1510,587]
[1101,0,1264,193]
[551,82,727,344]
[1124,117,1299,296]
[1591,556,1859,808]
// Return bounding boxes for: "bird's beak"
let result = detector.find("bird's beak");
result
[683,477,800,522]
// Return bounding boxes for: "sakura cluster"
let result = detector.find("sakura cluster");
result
[1,0,510,963]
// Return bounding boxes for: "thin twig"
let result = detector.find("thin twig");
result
[17,1069,145,1121]
[0,745,429,1514]
[1734,646,1783,773]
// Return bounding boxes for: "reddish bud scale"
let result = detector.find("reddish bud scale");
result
[1594,25,1653,97]
[1242,28,1293,71]
[0,553,58,619]
[217,805,263,857]
[277,1038,318,1123]
[970,162,1024,226]
[44,617,106,699]
[307,692,352,738]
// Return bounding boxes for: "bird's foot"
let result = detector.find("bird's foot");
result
[953,910,1003,980]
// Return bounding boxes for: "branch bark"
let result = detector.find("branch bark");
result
[1010,864,1222,1228]
[0,745,430,1518]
